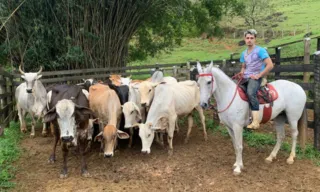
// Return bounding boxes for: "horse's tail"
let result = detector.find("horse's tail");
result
[297,106,307,150]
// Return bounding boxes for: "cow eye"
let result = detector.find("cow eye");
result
[130,110,134,114]
[147,134,151,138]
[207,81,211,85]
[148,89,151,92]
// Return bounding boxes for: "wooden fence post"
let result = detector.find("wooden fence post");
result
[0,73,8,127]
[275,47,281,80]
[172,65,177,79]
[6,76,13,123]
[186,62,191,80]
[317,38,320,51]
[314,52,320,150]
[303,38,311,96]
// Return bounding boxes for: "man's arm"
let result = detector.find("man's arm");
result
[259,57,273,77]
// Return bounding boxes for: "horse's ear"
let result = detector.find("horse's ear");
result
[206,61,213,73]
[197,61,203,73]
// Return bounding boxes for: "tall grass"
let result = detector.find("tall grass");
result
[0,121,22,190]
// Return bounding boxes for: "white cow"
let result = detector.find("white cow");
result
[15,66,47,137]
[137,80,208,155]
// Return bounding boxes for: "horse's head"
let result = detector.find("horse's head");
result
[197,61,217,109]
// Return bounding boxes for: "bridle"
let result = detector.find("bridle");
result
[198,73,243,113]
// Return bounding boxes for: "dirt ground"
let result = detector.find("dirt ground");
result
[11,113,320,192]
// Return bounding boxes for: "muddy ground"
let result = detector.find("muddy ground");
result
[11,113,320,192]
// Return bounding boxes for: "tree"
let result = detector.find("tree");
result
[240,0,274,28]
[1,0,243,70]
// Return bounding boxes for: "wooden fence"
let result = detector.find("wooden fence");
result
[1,54,320,149]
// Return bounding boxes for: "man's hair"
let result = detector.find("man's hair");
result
[244,29,257,38]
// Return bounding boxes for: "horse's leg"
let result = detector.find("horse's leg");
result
[265,115,286,163]
[195,105,208,141]
[232,124,244,175]
[287,120,299,164]
[225,126,238,168]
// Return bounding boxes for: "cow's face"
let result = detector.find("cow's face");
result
[122,102,141,128]
[19,66,43,93]
[44,99,94,146]
[120,76,131,85]
[138,123,155,154]
[139,82,157,107]
[94,125,129,158]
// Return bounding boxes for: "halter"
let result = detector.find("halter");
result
[198,72,243,113]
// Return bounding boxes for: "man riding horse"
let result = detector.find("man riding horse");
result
[239,29,274,129]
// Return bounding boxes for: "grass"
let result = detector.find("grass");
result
[206,122,320,166]
[0,121,22,190]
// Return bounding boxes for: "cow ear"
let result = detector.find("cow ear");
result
[94,132,103,142]
[43,107,57,123]
[133,103,141,120]
[75,105,96,119]
[151,82,159,88]
[36,75,42,80]
[117,130,129,139]
[21,75,26,80]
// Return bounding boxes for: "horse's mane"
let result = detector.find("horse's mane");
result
[210,67,235,85]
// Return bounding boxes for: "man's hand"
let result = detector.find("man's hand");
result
[250,74,261,80]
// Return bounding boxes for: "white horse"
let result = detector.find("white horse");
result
[197,62,307,175]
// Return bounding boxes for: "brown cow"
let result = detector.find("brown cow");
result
[89,83,129,158]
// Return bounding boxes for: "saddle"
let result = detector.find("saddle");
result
[238,83,278,105]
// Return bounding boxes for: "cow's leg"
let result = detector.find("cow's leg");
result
[49,128,60,163]
[79,139,90,177]
[184,114,193,144]
[265,115,286,163]
[60,142,69,178]
[30,114,36,138]
[17,106,27,133]
[41,116,48,137]
[232,124,244,175]
[195,105,207,141]
[128,127,133,148]
[175,120,180,133]
[167,115,177,156]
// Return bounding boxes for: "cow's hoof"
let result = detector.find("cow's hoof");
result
[286,159,294,165]
[204,135,208,141]
[168,150,173,156]
[82,171,91,178]
[265,157,273,164]
[48,155,56,163]
[60,173,68,179]
[184,139,189,144]
[42,132,48,137]
[30,134,35,138]
[21,129,27,133]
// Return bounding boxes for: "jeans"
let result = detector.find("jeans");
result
[242,78,261,111]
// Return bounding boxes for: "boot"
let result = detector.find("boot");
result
[247,111,260,129]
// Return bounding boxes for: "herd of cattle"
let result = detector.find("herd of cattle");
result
[14,65,208,178]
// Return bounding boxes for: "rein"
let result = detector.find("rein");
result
[198,73,243,113]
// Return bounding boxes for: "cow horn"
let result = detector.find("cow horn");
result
[37,66,43,74]
[19,65,25,75]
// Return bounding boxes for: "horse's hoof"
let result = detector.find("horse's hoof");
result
[233,170,241,176]
[286,159,294,165]
[265,157,273,164]
[60,173,68,179]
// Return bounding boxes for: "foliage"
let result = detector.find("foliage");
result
[0,121,22,190]
[0,0,244,70]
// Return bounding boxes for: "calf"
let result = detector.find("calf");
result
[44,84,95,178]
[137,81,207,155]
